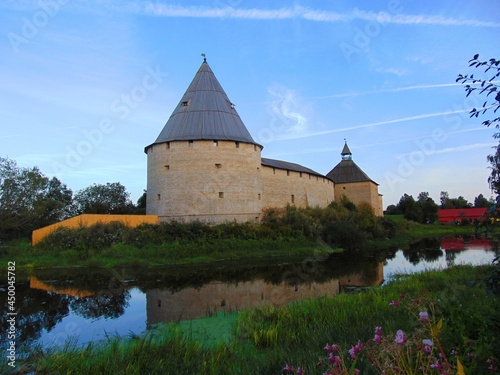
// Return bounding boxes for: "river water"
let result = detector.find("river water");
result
[1,236,498,352]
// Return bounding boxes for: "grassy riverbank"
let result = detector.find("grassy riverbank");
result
[0,237,335,273]
[0,215,479,273]
[17,264,499,374]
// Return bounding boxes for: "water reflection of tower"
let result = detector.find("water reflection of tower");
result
[145,262,384,328]
[146,279,340,328]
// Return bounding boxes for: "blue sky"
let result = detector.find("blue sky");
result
[1,0,499,208]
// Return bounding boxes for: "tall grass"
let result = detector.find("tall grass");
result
[16,265,498,374]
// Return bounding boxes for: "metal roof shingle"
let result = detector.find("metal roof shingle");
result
[145,60,259,152]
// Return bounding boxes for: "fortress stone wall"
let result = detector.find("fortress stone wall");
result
[147,140,263,224]
[334,181,383,216]
[261,165,334,210]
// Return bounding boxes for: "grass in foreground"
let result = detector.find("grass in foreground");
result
[14,265,499,374]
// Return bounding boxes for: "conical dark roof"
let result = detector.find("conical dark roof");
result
[326,143,378,184]
[341,142,352,156]
[146,59,259,151]
[326,159,377,184]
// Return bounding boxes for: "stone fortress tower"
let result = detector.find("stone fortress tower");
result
[145,58,382,223]
[327,142,383,216]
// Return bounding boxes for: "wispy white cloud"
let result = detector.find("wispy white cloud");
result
[266,127,491,158]
[376,67,409,76]
[267,108,473,143]
[139,4,500,27]
[313,83,463,100]
[399,142,495,157]
[267,84,310,135]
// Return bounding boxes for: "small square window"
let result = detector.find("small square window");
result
[182,100,189,107]
[189,140,194,147]
[219,192,224,198]
[164,165,170,170]
[215,163,222,169]
[235,142,240,148]
[156,194,161,200]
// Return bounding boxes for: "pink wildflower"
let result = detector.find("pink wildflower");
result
[394,330,406,345]
[422,339,433,354]
[487,357,497,371]
[430,360,443,371]
[373,326,382,343]
[389,300,399,307]
[348,340,364,360]
[283,364,292,372]
[419,311,429,322]
[324,343,333,352]
[297,367,303,374]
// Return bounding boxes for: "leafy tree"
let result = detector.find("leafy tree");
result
[134,190,147,215]
[440,191,452,209]
[384,204,401,215]
[396,193,437,223]
[439,191,472,209]
[486,144,500,194]
[456,54,500,129]
[457,54,500,193]
[416,192,438,223]
[71,182,134,215]
[397,194,422,223]
[474,193,490,208]
[0,157,72,239]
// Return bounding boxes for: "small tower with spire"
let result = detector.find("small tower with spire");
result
[326,142,383,216]
[341,140,352,161]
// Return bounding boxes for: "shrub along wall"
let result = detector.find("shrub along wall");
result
[32,214,158,245]
[36,201,404,257]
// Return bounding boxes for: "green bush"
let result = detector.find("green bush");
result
[36,201,395,257]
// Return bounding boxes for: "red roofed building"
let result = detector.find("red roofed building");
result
[437,208,487,224]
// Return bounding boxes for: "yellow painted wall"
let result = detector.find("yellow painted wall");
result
[32,214,158,246]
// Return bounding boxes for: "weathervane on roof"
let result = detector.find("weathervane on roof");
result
[201,53,206,62]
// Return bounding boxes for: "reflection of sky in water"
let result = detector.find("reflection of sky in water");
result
[384,249,497,284]
[29,243,499,350]
[39,288,146,348]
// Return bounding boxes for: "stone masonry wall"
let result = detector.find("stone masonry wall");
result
[147,140,263,223]
[261,165,334,211]
[334,181,383,216]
